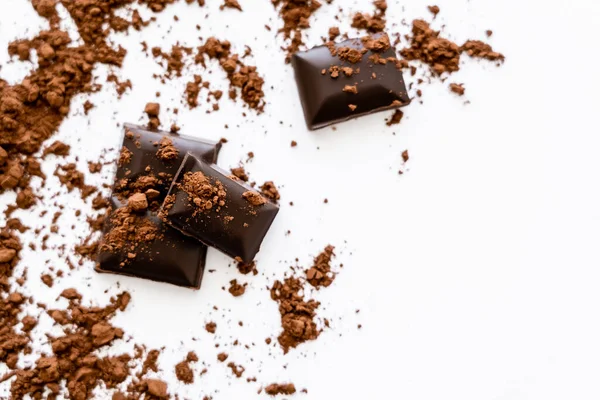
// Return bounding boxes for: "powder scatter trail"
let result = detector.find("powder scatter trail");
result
[272,0,323,62]
[196,38,266,112]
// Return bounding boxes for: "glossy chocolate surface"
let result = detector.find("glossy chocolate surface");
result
[115,123,221,205]
[291,33,410,130]
[96,198,207,288]
[161,153,279,263]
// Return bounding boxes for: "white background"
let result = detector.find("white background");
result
[2,0,600,399]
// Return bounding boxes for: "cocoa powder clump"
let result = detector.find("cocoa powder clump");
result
[260,181,280,203]
[461,40,505,61]
[242,191,266,206]
[400,20,462,75]
[265,383,297,396]
[270,277,320,353]
[181,171,227,213]
[228,279,247,297]
[197,38,265,112]
[305,245,336,288]
[272,0,323,62]
[156,136,178,161]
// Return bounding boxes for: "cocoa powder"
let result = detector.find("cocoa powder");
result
[272,0,323,62]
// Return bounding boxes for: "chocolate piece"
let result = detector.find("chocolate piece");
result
[291,33,410,130]
[160,153,279,263]
[96,197,208,288]
[96,124,221,288]
[115,123,221,206]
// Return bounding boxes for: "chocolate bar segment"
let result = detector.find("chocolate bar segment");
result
[96,197,207,288]
[96,124,221,288]
[160,153,279,263]
[291,33,410,130]
[114,123,221,208]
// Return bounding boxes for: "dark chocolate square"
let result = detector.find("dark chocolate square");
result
[291,33,410,130]
[95,124,221,288]
[96,197,208,288]
[160,153,279,263]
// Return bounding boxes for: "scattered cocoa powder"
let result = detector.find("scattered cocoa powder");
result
[260,181,280,203]
[54,163,97,198]
[106,74,132,97]
[231,166,249,182]
[242,191,267,206]
[265,383,297,396]
[228,279,247,297]
[205,322,217,334]
[461,40,505,61]
[449,83,465,95]
[428,5,440,16]
[43,141,70,157]
[271,276,320,353]
[196,38,265,112]
[175,352,198,384]
[221,0,242,10]
[272,0,323,62]
[305,245,335,288]
[386,110,404,126]
[180,171,227,213]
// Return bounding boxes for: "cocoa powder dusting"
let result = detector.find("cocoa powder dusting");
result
[265,383,297,396]
[180,171,227,213]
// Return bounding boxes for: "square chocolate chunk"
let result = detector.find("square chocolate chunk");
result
[291,33,410,130]
[160,153,279,263]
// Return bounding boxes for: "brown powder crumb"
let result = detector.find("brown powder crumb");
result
[305,245,335,289]
[185,75,204,109]
[386,109,404,126]
[228,279,247,297]
[145,379,168,398]
[343,85,358,94]
[260,181,280,203]
[351,11,386,33]
[181,171,226,212]
[128,193,148,212]
[362,33,391,52]
[106,74,132,97]
[242,191,267,206]
[348,104,357,111]
[428,5,440,16]
[461,40,505,62]
[328,26,340,41]
[400,20,462,75]
[156,136,178,161]
[336,47,366,63]
[449,83,465,95]
[175,353,197,384]
[230,166,249,182]
[227,362,245,378]
[402,150,410,162]
[196,38,265,112]
[217,352,228,362]
[118,146,133,167]
[205,322,217,334]
[54,163,96,198]
[291,141,297,147]
[486,30,493,37]
[145,102,160,129]
[270,277,320,353]
[236,259,258,275]
[88,162,102,173]
[265,383,297,396]
[220,0,242,10]
[43,141,70,157]
[41,274,54,287]
[152,44,193,79]
[141,349,161,376]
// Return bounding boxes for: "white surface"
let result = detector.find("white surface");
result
[2,0,600,399]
